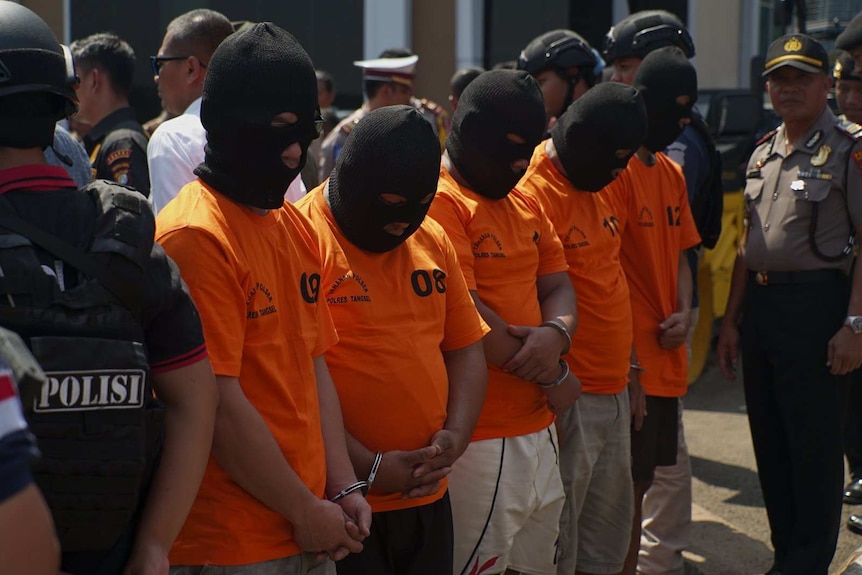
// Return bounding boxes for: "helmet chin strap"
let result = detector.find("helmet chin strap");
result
[555,69,581,118]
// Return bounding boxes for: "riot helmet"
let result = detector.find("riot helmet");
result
[0,1,77,116]
[518,29,602,120]
[604,10,695,63]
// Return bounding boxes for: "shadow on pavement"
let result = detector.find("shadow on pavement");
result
[691,455,764,508]
[686,519,773,575]
[686,362,750,416]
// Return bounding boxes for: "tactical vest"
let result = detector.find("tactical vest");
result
[688,114,724,250]
[0,180,163,553]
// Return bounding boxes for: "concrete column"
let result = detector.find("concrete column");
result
[455,0,483,69]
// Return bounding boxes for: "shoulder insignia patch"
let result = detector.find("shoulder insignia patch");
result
[419,98,443,115]
[756,129,778,147]
[339,117,362,137]
[836,119,862,140]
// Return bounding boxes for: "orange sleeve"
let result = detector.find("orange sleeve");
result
[525,194,569,277]
[427,195,477,291]
[604,168,635,229]
[290,209,340,357]
[437,230,491,351]
[157,227,246,377]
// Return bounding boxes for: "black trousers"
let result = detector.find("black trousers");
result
[741,273,850,575]
[846,370,862,479]
[336,492,453,575]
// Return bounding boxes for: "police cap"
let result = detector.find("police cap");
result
[836,12,862,52]
[604,10,695,62]
[835,51,862,82]
[518,29,598,76]
[354,55,417,87]
[762,34,829,77]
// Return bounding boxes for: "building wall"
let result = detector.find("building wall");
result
[22,0,64,42]
[692,0,743,88]
[23,0,760,119]
[412,0,456,112]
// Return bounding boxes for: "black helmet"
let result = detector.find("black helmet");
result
[0,1,77,117]
[604,10,695,63]
[518,29,598,76]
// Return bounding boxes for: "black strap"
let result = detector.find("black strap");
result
[0,209,142,318]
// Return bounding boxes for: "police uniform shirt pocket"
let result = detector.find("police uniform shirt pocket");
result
[744,176,764,202]
[790,177,832,203]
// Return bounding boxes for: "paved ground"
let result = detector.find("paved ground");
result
[680,355,862,575]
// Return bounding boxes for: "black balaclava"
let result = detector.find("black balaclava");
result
[446,70,546,199]
[633,46,697,153]
[328,105,441,253]
[195,23,319,210]
[551,82,647,192]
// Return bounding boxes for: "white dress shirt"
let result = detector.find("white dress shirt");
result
[147,98,306,214]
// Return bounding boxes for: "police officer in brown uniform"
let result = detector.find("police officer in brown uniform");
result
[71,33,150,197]
[717,34,862,575]
[837,13,862,73]
[317,55,416,182]
[834,50,862,534]
[836,53,862,125]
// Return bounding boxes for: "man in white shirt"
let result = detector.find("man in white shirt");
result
[148,11,307,213]
[148,9,233,213]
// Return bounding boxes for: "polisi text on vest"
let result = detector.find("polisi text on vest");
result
[35,369,146,412]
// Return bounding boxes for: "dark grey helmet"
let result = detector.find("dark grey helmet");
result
[0,1,77,117]
[604,10,695,62]
[518,29,598,76]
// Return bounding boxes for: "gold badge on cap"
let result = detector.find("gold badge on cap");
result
[836,59,845,79]
[811,144,832,166]
[784,37,803,52]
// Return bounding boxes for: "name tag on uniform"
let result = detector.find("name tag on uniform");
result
[790,180,806,191]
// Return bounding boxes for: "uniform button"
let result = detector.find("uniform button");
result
[764,223,770,231]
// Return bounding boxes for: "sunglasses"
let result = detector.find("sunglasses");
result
[149,55,207,76]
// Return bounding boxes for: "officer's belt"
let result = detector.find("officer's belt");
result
[748,269,845,286]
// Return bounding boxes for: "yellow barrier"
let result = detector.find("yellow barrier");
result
[687,190,745,384]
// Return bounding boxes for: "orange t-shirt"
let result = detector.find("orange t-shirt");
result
[517,143,633,395]
[429,166,568,441]
[296,187,488,513]
[606,153,701,398]
[156,180,337,566]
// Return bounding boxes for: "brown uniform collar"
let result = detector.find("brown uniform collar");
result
[774,106,836,157]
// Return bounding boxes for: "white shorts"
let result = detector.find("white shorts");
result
[448,425,565,575]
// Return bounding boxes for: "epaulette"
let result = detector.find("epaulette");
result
[418,98,444,116]
[339,118,360,136]
[836,118,862,141]
[756,129,778,147]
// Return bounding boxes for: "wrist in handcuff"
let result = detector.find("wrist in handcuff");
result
[540,319,571,356]
[538,359,569,388]
[329,480,368,502]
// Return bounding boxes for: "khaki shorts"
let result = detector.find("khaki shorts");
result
[557,391,633,575]
[170,554,334,575]
[449,426,565,575]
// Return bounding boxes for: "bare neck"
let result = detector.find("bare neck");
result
[545,139,567,177]
[90,95,131,128]
[636,146,656,166]
[784,120,819,151]
[0,147,47,171]
[441,151,470,189]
